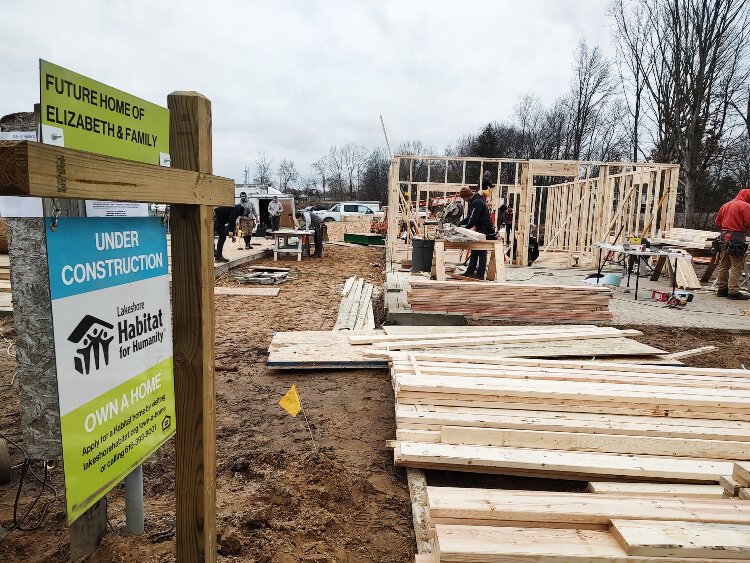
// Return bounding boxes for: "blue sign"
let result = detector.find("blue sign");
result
[46,217,168,300]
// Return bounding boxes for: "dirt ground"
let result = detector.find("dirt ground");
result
[1,243,749,562]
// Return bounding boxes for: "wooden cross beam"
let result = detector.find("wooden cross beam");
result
[0,140,233,205]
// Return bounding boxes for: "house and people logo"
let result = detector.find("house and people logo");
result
[67,315,114,375]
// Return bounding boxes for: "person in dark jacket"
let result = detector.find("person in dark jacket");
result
[214,204,246,262]
[458,186,496,279]
[714,188,750,299]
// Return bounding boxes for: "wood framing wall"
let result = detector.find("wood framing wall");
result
[385,156,680,270]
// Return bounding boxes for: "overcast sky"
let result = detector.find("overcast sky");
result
[2,0,616,183]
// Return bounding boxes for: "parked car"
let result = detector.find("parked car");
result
[312,202,383,221]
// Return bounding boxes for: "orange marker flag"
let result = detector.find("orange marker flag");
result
[278,384,302,417]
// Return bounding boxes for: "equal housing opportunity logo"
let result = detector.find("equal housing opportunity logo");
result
[67,315,114,375]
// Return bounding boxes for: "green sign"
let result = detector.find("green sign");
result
[39,59,169,165]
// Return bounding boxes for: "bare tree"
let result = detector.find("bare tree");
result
[311,157,329,201]
[341,143,367,197]
[253,151,274,187]
[277,159,298,193]
[568,40,615,160]
[612,0,750,225]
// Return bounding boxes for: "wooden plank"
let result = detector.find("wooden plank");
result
[0,140,233,205]
[611,519,750,559]
[434,524,749,562]
[398,442,731,481]
[439,426,750,460]
[734,462,750,487]
[391,361,750,390]
[396,404,750,442]
[351,326,635,345]
[373,337,665,359]
[721,475,743,497]
[403,353,750,378]
[530,160,579,177]
[370,329,637,350]
[267,330,387,369]
[427,487,750,526]
[168,91,217,563]
[587,482,724,499]
[214,286,280,296]
[406,468,431,555]
[396,374,750,410]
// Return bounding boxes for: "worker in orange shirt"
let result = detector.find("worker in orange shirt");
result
[714,189,750,300]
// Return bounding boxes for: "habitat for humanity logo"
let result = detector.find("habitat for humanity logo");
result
[68,315,114,375]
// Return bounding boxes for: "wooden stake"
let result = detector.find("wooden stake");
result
[168,91,217,563]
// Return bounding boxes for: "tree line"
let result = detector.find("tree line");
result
[251,0,749,225]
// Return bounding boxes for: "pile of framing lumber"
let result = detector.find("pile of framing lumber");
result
[407,280,613,322]
[390,354,750,482]
[420,486,750,562]
[333,276,375,331]
[267,325,669,370]
[658,228,718,250]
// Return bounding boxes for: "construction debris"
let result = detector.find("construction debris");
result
[234,266,289,285]
[214,287,280,297]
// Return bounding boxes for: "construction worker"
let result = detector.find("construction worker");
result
[458,186,496,279]
[296,210,324,257]
[237,195,258,249]
[714,188,750,300]
[268,196,283,233]
[214,204,247,262]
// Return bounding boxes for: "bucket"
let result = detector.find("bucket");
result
[411,238,435,273]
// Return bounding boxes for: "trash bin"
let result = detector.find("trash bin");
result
[411,238,434,273]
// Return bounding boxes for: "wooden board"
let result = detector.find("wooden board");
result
[371,337,666,359]
[439,426,750,460]
[427,487,750,526]
[734,462,750,487]
[587,482,725,499]
[397,442,731,481]
[434,524,750,562]
[611,519,750,559]
[396,404,750,442]
[267,330,387,369]
[0,140,233,205]
[214,286,280,296]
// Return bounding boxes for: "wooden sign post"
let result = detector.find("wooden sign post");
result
[0,91,230,562]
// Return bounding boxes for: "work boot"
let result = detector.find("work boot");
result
[728,292,750,300]
[717,288,729,297]
[216,256,229,263]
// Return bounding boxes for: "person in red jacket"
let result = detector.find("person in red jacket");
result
[714,188,750,299]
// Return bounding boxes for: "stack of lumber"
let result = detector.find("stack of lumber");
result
[267,325,669,370]
[390,354,750,482]
[421,486,750,562]
[720,462,750,500]
[658,228,718,249]
[352,326,645,351]
[333,276,375,331]
[407,280,613,322]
